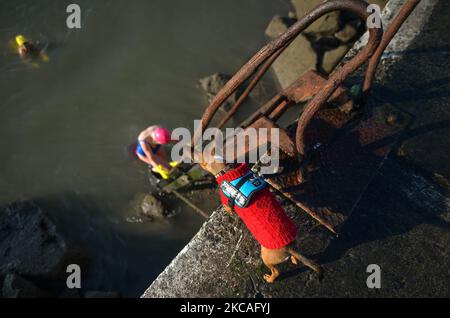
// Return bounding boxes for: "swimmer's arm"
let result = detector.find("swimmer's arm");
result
[138,126,155,142]
[139,141,157,166]
[137,153,152,165]
[140,141,171,171]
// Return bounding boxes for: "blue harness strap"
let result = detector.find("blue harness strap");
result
[220,171,266,208]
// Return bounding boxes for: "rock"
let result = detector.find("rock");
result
[198,73,237,111]
[271,34,316,89]
[140,193,166,220]
[84,291,120,298]
[0,201,68,278]
[265,15,296,39]
[291,0,340,36]
[322,44,352,74]
[2,274,50,298]
[334,23,358,43]
[125,193,166,222]
[288,11,297,19]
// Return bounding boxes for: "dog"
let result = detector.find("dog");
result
[199,156,323,283]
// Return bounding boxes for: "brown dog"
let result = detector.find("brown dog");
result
[199,157,322,283]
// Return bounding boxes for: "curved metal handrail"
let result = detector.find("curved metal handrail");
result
[361,0,421,105]
[195,0,383,154]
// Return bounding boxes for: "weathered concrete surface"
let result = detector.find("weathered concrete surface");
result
[143,0,450,298]
[349,0,436,56]
[143,158,450,297]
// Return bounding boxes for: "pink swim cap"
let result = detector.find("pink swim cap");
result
[153,127,172,144]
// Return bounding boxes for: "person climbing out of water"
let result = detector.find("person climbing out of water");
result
[136,125,179,179]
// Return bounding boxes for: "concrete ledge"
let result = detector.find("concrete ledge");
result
[142,201,331,298]
[349,0,438,61]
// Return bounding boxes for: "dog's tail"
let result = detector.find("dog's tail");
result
[286,247,323,277]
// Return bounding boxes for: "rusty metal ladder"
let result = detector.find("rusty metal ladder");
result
[194,0,421,233]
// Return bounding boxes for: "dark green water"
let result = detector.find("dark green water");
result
[0,0,289,296]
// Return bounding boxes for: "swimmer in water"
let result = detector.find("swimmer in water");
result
[16,35,40,60]
[136,126,178,179]
[14,35,49,67]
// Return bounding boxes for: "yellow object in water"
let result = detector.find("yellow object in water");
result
[40,52,49,63]
[153,165,172,180]
[13,34,50,65]
[15,35,29,46]
[169,161,179,168]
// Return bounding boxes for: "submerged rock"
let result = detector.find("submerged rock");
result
[2,274,50,298]
[125,192,167,223]
[198,73,238,111]
[140,193,166,220]
[0,201,68,278]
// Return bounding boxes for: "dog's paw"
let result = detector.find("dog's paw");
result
[316,266,324,281]
[263,274,275,284]
[290,256,298,265]
[224,205,234,214]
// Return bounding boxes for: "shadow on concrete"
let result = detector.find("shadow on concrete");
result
[317,0,450,265]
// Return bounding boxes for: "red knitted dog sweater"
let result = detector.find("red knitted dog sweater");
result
[216,164,297,249]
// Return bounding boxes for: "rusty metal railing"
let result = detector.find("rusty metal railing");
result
[196,0,421,161]
[361,0,422,105]
[191,0,423,233]
[196,0,382,143]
